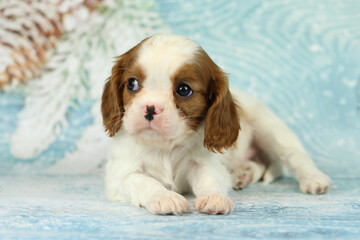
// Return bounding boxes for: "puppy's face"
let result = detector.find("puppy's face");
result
[101,34,240,152]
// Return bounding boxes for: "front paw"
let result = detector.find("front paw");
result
[145,191,190,215]
[194,193,234,215]
[299,172,332,194]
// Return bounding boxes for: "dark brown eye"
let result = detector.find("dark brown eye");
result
[177,84,193,97]
[127,77,140,92]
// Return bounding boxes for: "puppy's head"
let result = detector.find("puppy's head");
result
[101,34,240,152]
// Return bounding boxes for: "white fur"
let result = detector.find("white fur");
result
[138,34,199,91]
[105,34,332,215]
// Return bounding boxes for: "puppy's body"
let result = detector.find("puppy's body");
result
[102,34,332,215]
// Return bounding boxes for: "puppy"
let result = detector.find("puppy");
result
[101,34,332,215]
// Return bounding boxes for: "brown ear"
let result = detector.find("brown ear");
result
[101,60,124,137]
[101,40,144,136]
[204,66,240,153]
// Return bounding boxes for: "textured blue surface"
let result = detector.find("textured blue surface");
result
[1,0,360,239]
[1,175,359,239]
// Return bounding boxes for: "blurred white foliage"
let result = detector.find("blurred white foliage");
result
[0,0,106,88]
[10,0,169,173]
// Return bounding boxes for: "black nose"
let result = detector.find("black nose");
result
[145,106,155,121]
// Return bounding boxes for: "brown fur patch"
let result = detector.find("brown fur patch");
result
[171,47,240,152]
[195,49,241,153]
[101,40,146,136]
[172,63,209,130]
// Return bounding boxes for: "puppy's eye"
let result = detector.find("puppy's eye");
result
[127,77,140,92]
[177,84,193,97]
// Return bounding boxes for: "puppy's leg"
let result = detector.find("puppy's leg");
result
[188,159,234,214]
[262,161,285,185]
[231,158,266,190]
[250,101,332,194]
[106,172,189,215]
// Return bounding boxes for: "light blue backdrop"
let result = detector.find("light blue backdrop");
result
[155,0,360,177]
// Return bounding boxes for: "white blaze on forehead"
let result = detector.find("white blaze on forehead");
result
[137,34,200,91]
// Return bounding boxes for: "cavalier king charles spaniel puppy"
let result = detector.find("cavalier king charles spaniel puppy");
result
[101,34,332,215]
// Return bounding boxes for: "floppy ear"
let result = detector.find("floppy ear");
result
[101,40,143,136]
[101,59,124,137]
[204,66,240,153]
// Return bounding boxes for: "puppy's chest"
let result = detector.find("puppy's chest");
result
[141,149,190,191]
